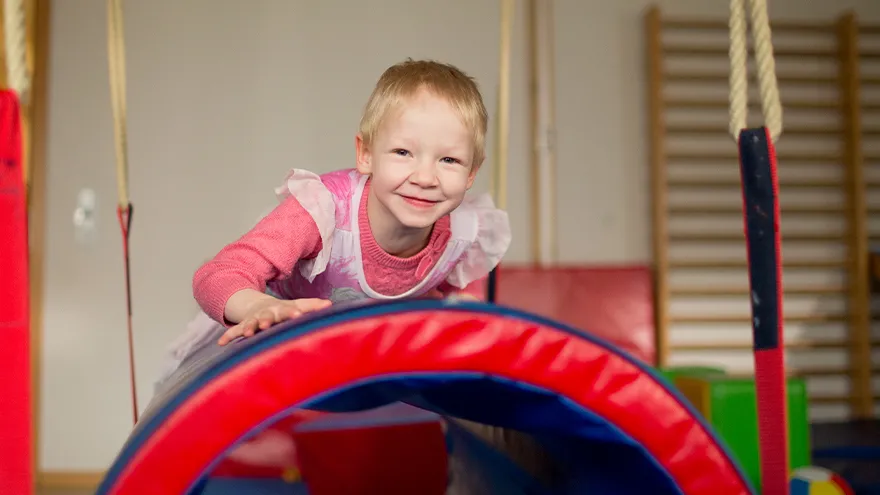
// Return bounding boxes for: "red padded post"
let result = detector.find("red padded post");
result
[0,90,34,495]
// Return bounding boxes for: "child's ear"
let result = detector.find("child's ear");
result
[355,133,372,175]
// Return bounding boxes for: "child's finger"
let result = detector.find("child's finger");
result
[295,298,332,312]
[256,311,276,330]
[287,309,303,320]
[424,289,443,299]
[241,319,259,337]
[258,306,299,328]
[218,325,242,346]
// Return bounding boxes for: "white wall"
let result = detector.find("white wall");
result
[39,0,880,472]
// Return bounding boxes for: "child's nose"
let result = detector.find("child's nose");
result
[410,160,438,186]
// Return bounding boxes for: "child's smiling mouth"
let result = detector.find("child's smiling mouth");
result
[399,195,440,208]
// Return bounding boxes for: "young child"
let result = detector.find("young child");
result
[149,59,514,489]
[191,58,511,346]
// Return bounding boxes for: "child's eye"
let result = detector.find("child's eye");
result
[440,157,461,164]
[392,149,411,157]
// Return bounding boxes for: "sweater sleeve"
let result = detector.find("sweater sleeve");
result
[192,196,323,324]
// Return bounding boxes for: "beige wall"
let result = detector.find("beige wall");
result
[39,0,880,473]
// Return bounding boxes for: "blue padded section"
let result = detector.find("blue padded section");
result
[198,478,309,495]
[443,419,556,494]
[97,299,754,495]
[313,375,682,494]
[814,446,880,460]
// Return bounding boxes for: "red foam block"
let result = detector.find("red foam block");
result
[210,409,324,478]
[495,265,656,363]
[294,419,448,495]
[209,403,447,491]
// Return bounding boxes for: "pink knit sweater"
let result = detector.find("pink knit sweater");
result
[193,180,465,324]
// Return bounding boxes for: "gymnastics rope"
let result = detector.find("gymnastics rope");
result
[487,0,513,303]
[729,0,783,142]
[106,0,139,425]
[3,0,28,102]
[729,1,788,494]
[4,0,29,190]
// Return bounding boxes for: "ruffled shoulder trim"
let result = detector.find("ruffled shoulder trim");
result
[273,168,337,282]
[446,192,511,288]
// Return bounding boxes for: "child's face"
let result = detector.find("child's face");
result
[356,88,478,231]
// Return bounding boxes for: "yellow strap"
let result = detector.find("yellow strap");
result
[491,0,513,211]
[4,0,30,193]
[106,0,139,425]
[107,0,130,208]
[4,0,29,104]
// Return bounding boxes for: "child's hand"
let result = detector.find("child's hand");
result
[422,289,481,301]
[448,292,481,302]
[218,297,331,345]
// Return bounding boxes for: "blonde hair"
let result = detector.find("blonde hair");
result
[359,59,489,167]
